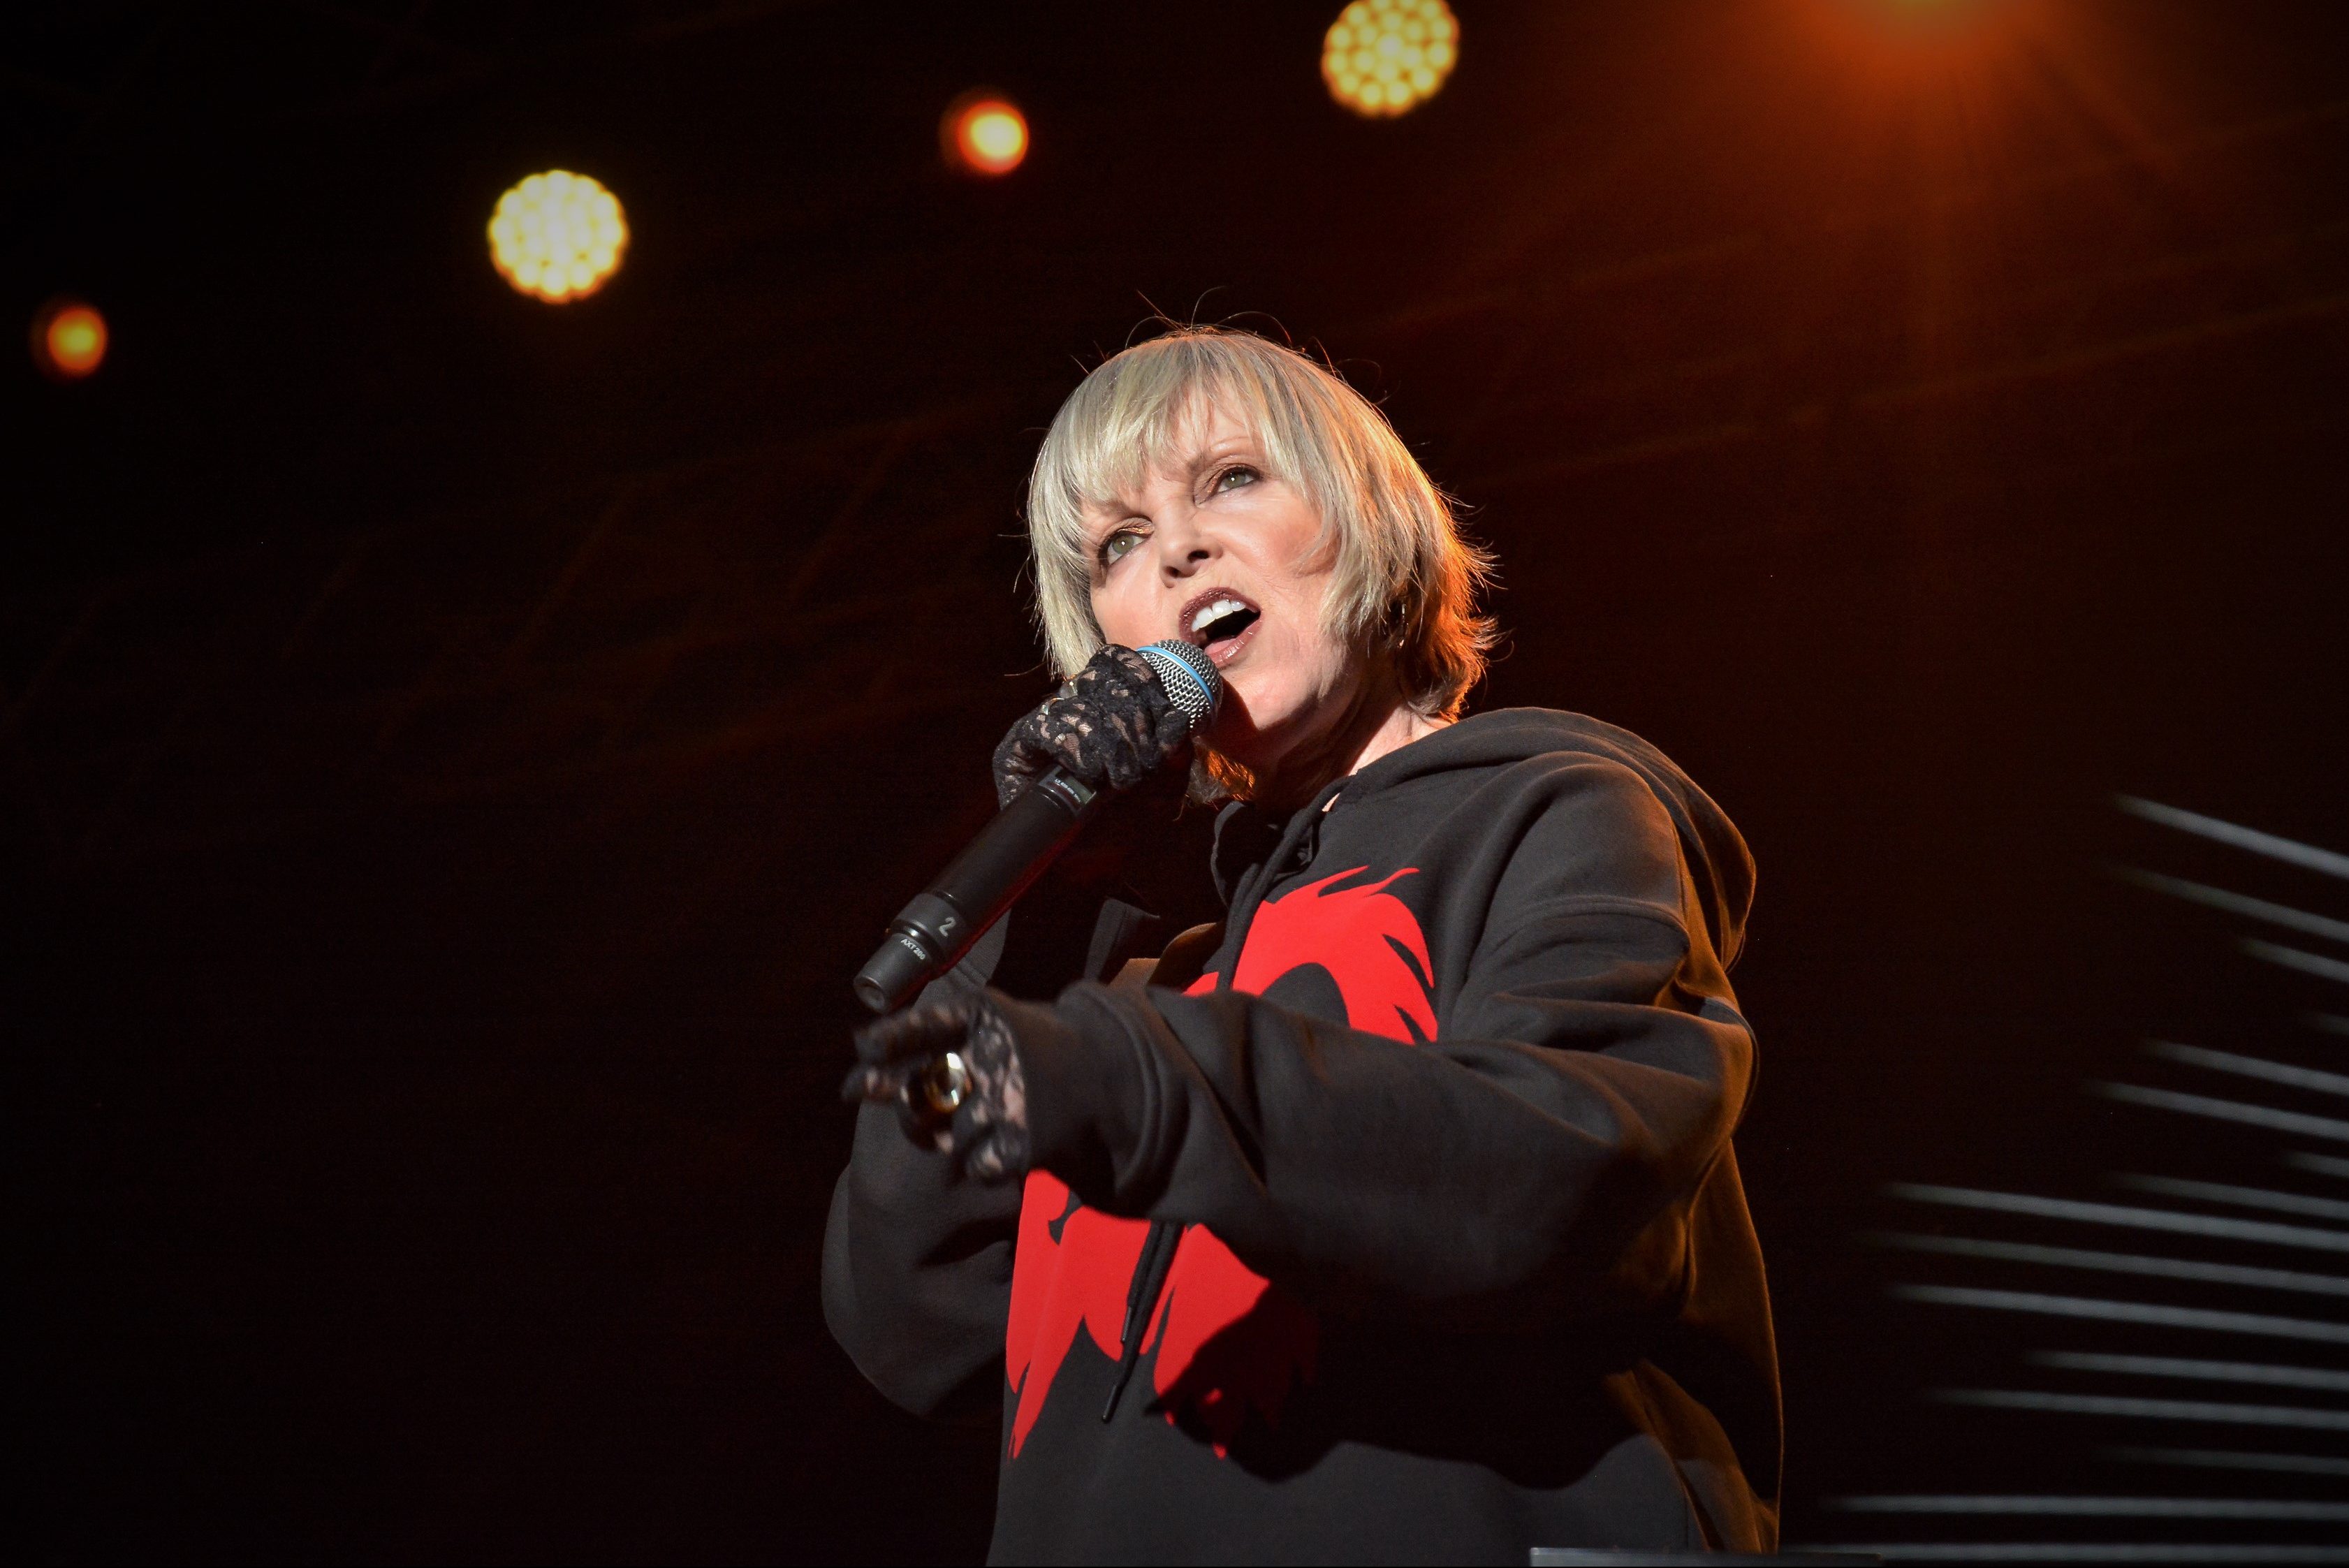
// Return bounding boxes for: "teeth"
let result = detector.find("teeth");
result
[1191,597,1252,636]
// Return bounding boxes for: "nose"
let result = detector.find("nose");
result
[1151,504,1217,581]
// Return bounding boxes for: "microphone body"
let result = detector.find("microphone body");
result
[852,640,1220,1013]
[851,764,1104,1013]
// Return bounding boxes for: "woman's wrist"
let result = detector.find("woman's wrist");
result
[995,987,1148,1205]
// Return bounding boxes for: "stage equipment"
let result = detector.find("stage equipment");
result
[942,91,1028,175]
[1322,0,1458,118]
[854,640,1220,1013]
[488,170,628,303]
[32,300,107,380]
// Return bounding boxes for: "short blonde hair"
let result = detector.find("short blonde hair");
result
[1024,325,1496,721]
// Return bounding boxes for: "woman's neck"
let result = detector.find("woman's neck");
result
[1247,674,1449,814]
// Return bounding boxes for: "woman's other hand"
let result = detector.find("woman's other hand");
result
[842,995,1032,1182]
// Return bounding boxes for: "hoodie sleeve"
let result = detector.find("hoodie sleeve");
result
[1009,754,1754,1328]
[820,928,1023,1421]
[819,793,1190,1419]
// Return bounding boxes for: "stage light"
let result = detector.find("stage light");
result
[488,170,628,304]
[1323,0,1458,118]
[943,92,1028,175]
[31,299,108,380]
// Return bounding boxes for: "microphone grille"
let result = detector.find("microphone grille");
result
[1137,639,1222,734]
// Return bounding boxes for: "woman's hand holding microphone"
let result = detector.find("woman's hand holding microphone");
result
[842,645,1193,1182]
[986,643,1199,808]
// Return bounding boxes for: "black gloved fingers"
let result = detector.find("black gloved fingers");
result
[844,997,974,1143]
[851,997,969,1068]
[840,1050,963,1150]
[839,1061,894,1104]
[990,643,1181,808]
[945,1095,991,1166]
[839,992,1032,1184]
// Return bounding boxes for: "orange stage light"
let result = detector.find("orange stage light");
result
[943,93,1029,175]
[31,299,108,380]
[1323,0,1458,118]
[488,170,628,304]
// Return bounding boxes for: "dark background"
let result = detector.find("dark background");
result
[8,1,2347,1561]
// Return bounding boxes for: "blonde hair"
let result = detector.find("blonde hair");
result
[1024,325,1496,722]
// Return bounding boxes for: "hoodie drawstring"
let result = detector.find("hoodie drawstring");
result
[1099,786,1342,1424]
[1102,1217,1180,1421]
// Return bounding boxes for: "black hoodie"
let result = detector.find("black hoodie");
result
[822,708,1778,1564]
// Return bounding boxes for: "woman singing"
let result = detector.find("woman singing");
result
[824,326,1778,1562]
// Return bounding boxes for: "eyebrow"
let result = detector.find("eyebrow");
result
[1082,429,1264,532]
[1187,427,1258,466]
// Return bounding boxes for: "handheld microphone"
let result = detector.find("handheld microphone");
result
[852,639,1222,1013]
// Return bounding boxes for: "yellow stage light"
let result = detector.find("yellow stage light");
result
[1322,0,1458,118]
[488,170,628,304]
[943,93,1029,175]
[31,299,108,380]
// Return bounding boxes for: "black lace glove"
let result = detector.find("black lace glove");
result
[991,644,1193,809]
[842,994,1031,1182]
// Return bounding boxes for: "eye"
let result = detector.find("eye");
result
[1099,526,1145,567]
[1212,464,1260,494]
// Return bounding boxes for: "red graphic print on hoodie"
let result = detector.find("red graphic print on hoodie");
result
[1004,868,1433,1456]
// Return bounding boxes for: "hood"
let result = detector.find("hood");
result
[1217,707,1756,967]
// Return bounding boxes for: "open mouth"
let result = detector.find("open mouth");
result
[1181,590,1262,667]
